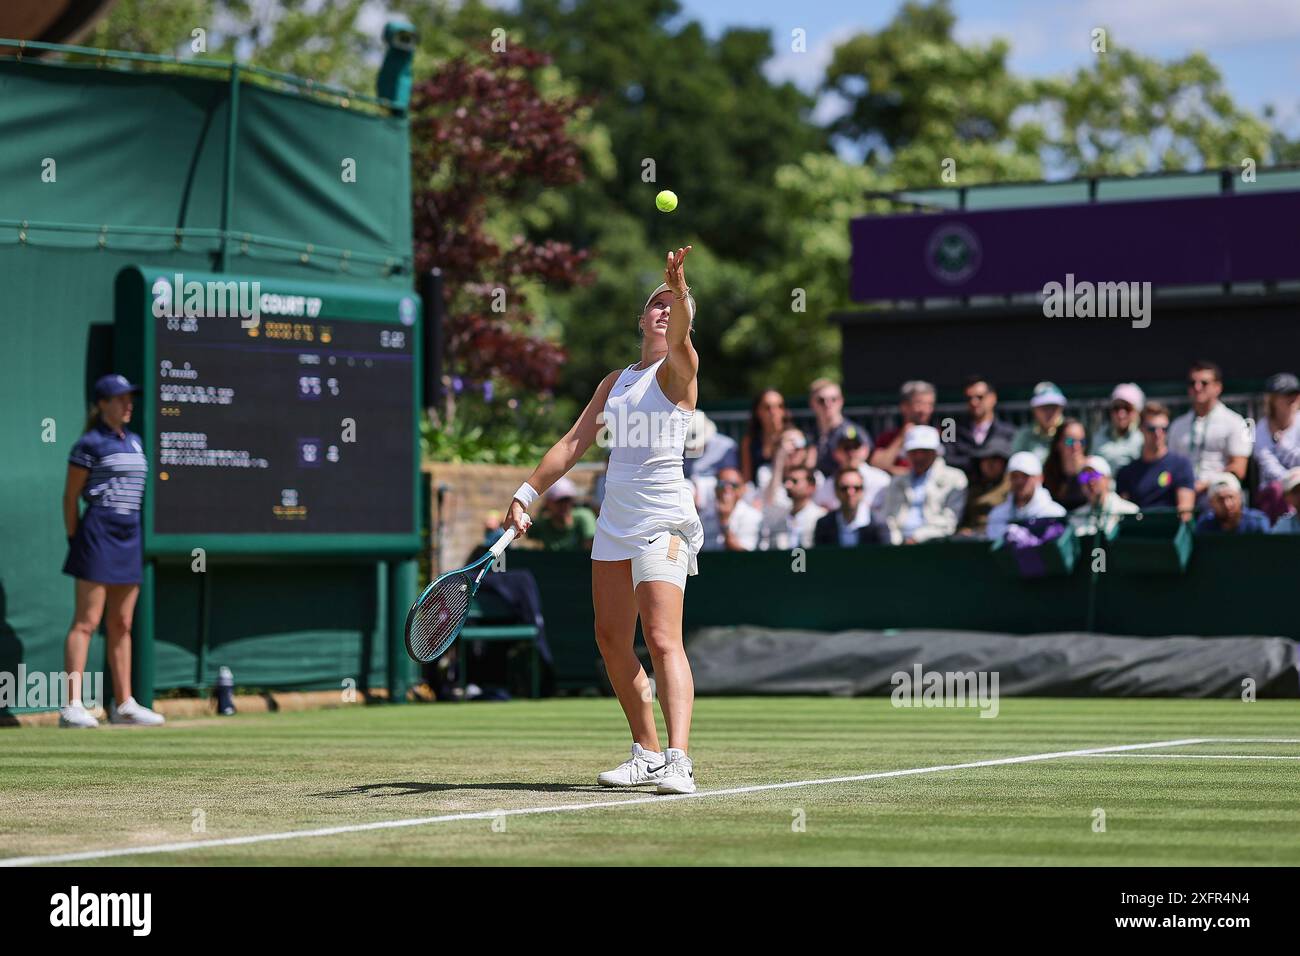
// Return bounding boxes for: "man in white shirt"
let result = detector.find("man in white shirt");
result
[1255,373,1300,521]
[812,425,891,517]
[1167,360,1252,499]
[700,467,763,551]
[760,465,826,549]
[751,428,823,509]
[986,451,1067,541]
[1069,455,1138,537]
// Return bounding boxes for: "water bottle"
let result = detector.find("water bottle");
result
[216,666,236,716]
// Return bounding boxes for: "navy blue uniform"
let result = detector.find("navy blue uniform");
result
[63,425,148,585]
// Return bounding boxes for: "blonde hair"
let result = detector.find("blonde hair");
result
[83,403,102,434]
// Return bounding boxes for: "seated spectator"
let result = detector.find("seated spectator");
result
[1254,373,1300,523]
[958,435,1012,537]
[686,410,740,520]
[1116,402,1196,520]
[529,476,596,551]
[753,427,822,508]
[985,451,1066,541]
[701,467,763,551]
[1043,418,1089,511]
[740,388,791,484]
[684,410,739,484]
[1270,467,1300,534]
[806,378,869,480]
[1195,473,1271,535]
[1069,456,1138,537]
[1095,383,1146,474]
[814,468,886,547]
[1168,360,1251,501]
[880,425,968,544]
[870,380,937,476]
[760,464,826,550]
[811,425,891,515]
[947,375,1016,477]
[1011,382,1067,463]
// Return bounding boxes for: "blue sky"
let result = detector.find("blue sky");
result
[674,0,1300,136]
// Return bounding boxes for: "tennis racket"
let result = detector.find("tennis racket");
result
[404,527,517,663]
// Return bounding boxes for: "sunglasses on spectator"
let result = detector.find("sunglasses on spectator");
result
[1077,469,1105,485]
[837,483,863,492]
[1143,423,1168,433]
[1187,379,1214,389]
[1110,402,1133,412]
[1062,437,1085,447]
[717,480,741,490]
[813,395,841,404]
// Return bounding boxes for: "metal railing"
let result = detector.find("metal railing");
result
[704,393,1263,449]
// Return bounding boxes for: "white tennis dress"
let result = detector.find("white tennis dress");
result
[591,357,704,575]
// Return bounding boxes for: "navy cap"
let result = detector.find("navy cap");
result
[94,374,141,400]
[1265,372,1299,395]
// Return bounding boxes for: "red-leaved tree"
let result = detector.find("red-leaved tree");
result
[409,44,592,398]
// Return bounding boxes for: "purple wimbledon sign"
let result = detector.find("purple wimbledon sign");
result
[849,190,1300,301]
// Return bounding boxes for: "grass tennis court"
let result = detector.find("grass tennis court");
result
[4,698,1299,866]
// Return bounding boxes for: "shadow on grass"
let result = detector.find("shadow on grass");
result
[309,781,609,798]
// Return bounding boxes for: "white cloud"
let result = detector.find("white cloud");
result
[1078,0,1300,48]
[764,24,862,91]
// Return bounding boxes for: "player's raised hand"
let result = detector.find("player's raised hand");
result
[665,245,692,296]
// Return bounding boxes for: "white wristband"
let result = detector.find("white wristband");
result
[512,482,540,509]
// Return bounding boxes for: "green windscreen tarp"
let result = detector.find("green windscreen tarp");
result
[0,56,414,710]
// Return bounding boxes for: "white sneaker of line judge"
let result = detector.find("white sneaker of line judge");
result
[109,697,166,726]
[58,701,100,728]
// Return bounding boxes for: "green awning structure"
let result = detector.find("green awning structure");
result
[0,43,418,709]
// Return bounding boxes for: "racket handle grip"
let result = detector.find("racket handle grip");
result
[489,526,517,559]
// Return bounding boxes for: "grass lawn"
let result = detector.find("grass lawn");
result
[2,696,1298,866]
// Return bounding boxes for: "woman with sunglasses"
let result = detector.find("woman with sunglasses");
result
[1042,418,1089,510]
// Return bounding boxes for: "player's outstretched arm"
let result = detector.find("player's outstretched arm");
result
[662,245,698,389]
[503,369,620,536]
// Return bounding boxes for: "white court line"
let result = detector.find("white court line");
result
[1079,753,1300,760]
[1191,738,1300,744]
[0,737,1207,867]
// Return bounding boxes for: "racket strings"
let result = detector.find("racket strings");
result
[407,572,472,662]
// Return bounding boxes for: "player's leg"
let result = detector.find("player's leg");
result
[592,558,665,786]
[104,584,163,725]
[592,557,658,746]
[60,579,106,727]
[635,566,696,795]
[635,579,692,753]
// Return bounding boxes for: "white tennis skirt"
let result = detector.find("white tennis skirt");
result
[592,462,704,576]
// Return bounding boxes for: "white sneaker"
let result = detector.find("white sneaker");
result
[597,743,667,788]
[58,703,100,728]
[656,748,695,794]
[109,697,166,726]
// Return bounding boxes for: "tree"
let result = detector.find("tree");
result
[513,0,825,266]
[409,44,592,399]
[88,0,380,93]
[1033,49,1275,175]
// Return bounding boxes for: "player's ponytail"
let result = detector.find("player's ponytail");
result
[83,401,102,434]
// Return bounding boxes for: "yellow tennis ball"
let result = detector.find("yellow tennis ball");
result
[655,189,678,213]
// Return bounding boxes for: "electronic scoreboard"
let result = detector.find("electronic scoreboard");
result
[114,266,421,555]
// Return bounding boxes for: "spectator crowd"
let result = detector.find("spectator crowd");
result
[515,363,1300,552]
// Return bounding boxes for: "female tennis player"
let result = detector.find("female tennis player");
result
[504,246,703,794]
